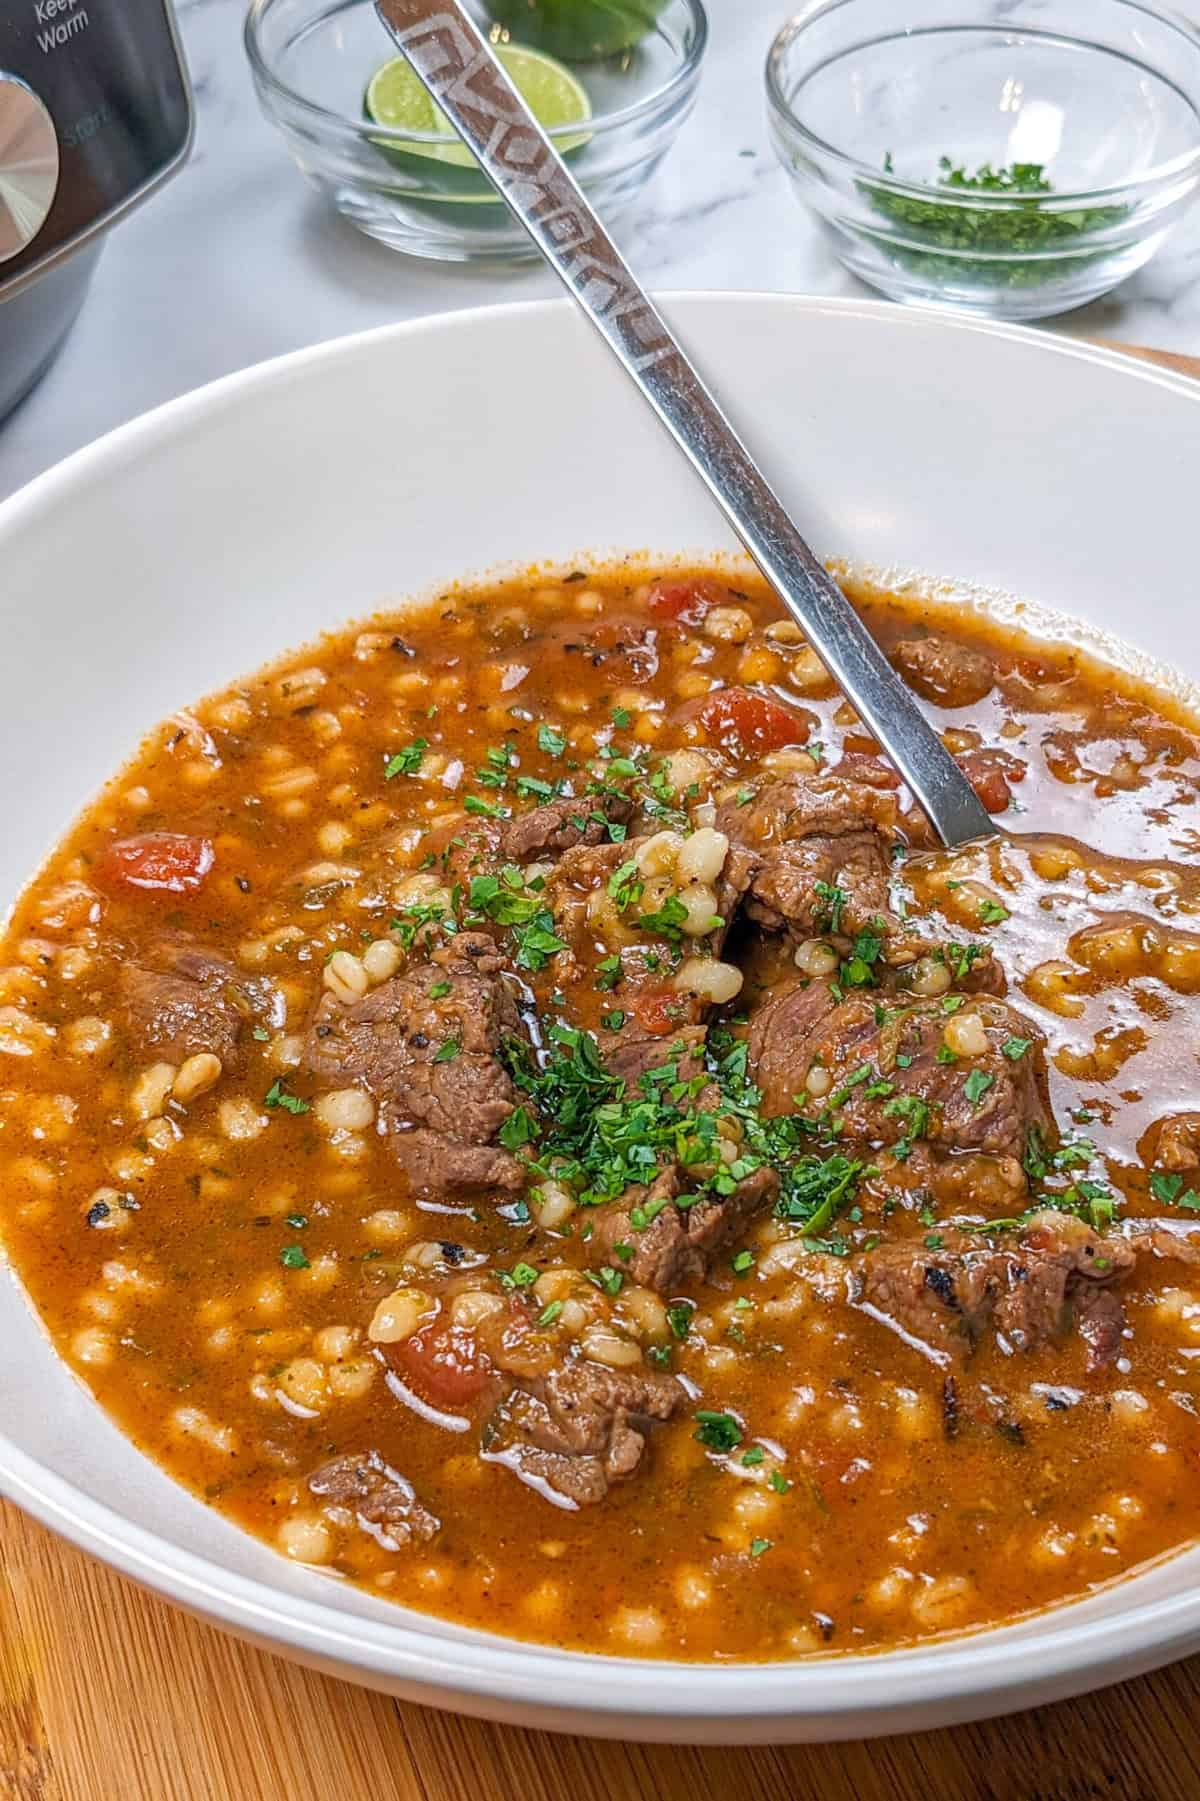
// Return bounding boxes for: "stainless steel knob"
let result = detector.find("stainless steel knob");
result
[0,74,59,263]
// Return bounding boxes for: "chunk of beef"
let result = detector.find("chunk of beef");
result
[893,633,995,708]
[1074,1285,1126,1369]
[590,1162,779,1294]
[605,1020,708,1093]
[1125,1218,1200,1264]
[747,981,840,1112]
[1150,1112,1200,1172]
[302,932,526,1194]
[716,775,897,942]
[855,1214,1134,1370]
[544,837,630,946]
[481,1357,685,1507]
[751,829,892,942]
[900,1144,1028,1214]
[119,945,274,1068]
[502,790,634,863]
[308,1450,439,1549]
[750,988,1054,1165]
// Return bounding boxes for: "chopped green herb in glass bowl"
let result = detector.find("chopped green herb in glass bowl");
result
[766,0,1200,321]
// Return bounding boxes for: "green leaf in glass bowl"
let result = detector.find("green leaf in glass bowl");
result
[483,0,669,61]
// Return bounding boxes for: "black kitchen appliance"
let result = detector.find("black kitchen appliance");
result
[0,0,192,422]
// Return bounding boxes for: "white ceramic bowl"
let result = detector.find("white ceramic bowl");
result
[1,296,1199,1742]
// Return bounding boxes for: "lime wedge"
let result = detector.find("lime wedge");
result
[365,44,593,173]
[483,1,668,62]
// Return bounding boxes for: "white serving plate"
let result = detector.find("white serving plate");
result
[1,295,1198,1743]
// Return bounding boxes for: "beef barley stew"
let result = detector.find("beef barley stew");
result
[4,564,1200,1659]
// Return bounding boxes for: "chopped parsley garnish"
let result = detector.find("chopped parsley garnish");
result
[768,1470,790,1495]
[280,1244,310,1270]
[391,900,452,953]
[433,1038,460,1064]
[384,739,428,779]
[839,922,885,989]
[978,898,1010,925]
[601,1010,626,1033]
[429,981,452,1000]
[264,1080,309,1115]
[607,859,644,913]
[731,1248,755,1275]
[694,1410,742,1452]
[498,1105,537,1151]
[469,869,542,924]
[468,867,566,971]
[477,743,516,788]
[1002,1037,1031,1061]
[776,1154,862,1239]
[464,795,505,818]
[813,880,847,936]
[537,1301,563,1327]
[1150,1171,1200,1210]
[284,1212,307,1230]
[500,1262,539,1289]
[511,916,568,972]
[611,707,632,729]
[741,1446,765,1467]
[516,774,557,800]
[963,1069,994,1106]
[251,1025,271,1042]
[946,942,985,982]
[595,954,623,992]
[636,894,689,943]
[749,1538,773,1558]
[537,723,567,756]
[666,1302,694,1341]
[588,1265,624,1297]
[883,1094,929,1160]
[860,156,1129,292]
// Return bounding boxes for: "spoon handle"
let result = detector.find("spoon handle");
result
[375,0,994,848]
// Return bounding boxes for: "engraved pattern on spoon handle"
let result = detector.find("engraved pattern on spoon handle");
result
[375,0,995,847]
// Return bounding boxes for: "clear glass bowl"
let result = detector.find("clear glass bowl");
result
[766,0,1200,320]
[245,0,707,263]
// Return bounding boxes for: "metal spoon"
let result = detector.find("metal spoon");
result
[374,0,995,848]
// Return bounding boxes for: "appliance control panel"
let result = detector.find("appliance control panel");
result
[0,0,191,292]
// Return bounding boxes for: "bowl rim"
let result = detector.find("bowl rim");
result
[5,293,1200,1733]
[243,0,709,147]
[765,0,1200,206]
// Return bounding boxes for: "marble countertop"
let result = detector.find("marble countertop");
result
[3,0,1200,501]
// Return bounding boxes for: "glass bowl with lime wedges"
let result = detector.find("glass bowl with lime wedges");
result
[766,0,1200,321]
[245,0,707,262]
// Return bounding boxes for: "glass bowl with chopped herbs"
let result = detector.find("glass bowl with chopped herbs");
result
[766,0,1200,320]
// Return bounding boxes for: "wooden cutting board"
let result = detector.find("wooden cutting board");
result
[3,338,1198,1801]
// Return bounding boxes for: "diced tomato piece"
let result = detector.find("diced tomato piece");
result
[391,1322,491,1408]
[957,749,1026,815]
[645,578,725,626]
[699,687,812,755]
[95,832,215,895]
[628,988,690,1037]
[834,751,902,790]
